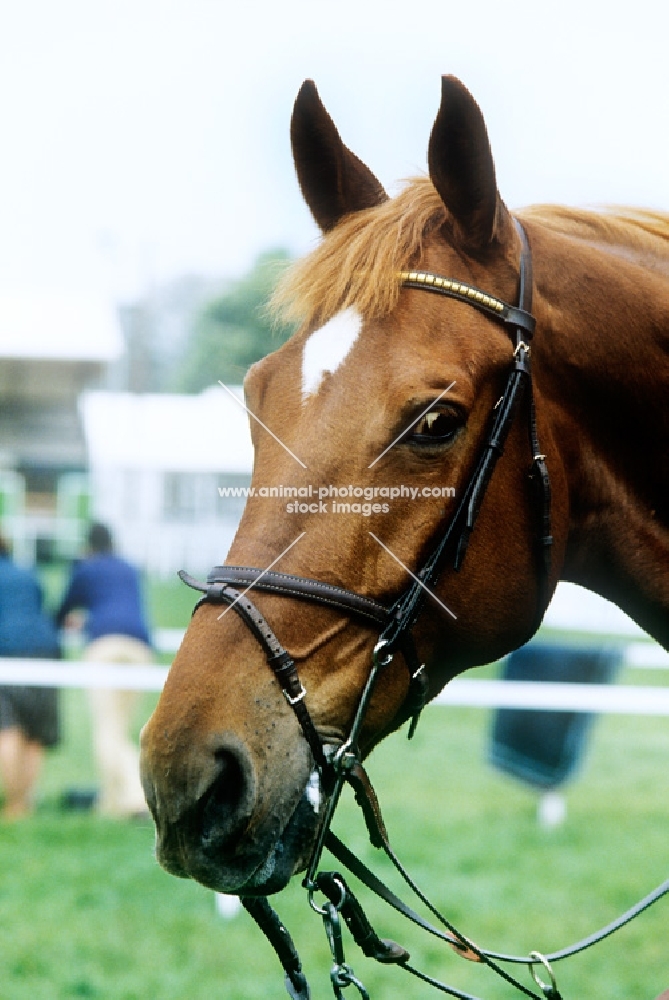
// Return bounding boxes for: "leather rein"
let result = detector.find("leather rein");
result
[179,221,668,999]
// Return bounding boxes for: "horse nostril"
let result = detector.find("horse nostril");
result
[199,746,256,852]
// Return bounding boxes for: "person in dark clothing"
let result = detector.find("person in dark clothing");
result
[56,522,153,817]
[0,535,60,819]
[57,523,151,647]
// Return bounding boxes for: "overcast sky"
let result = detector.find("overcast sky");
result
[1,0,668,302]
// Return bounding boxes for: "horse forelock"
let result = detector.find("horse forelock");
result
[272,177,669,336]
[270,177,448,330]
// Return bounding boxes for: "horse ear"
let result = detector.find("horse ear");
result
[291,80,387,233]
[428,76,509,251]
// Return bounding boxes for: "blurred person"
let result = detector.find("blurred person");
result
[0,534,60,819]
[56,522,153,818]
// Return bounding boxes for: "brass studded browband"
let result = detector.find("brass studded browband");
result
[398,270,536,337]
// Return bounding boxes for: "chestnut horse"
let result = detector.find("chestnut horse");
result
[140,77,669,902]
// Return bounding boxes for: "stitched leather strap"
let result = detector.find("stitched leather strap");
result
[179,570,427,773]
[205,567,389,625]
[180,572,331,778]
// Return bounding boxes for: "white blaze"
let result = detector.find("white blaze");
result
[301,308,362,401]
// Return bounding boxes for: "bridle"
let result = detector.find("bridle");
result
[181,219,548,779]
[179,221,668,999]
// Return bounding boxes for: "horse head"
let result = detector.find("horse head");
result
[140,77,569,895]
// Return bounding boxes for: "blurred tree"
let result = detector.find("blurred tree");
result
[173,249,295,391]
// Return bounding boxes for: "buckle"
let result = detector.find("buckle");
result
[283,684,307,706]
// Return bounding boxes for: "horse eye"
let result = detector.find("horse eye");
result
[410,409,461,444]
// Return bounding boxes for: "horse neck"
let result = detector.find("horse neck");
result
[527,217,669,648]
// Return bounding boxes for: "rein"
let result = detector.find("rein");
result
[178,221,666,999]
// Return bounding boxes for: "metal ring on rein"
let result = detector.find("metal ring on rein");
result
[309,876,347,916]
[372,639,394,668]
[528,951,561,999]
[321,894,371,1000]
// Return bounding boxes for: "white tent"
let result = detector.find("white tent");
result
[80,387,253,576]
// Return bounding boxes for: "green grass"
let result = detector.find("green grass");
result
[6,574,667,998]
[145,578,199,631]
[1,691,667,999]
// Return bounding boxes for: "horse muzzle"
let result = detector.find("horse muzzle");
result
[140,728,323,895]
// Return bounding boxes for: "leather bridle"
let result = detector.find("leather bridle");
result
[178,220,669,998]
[179,220,669,1000]
[180,219,551,788]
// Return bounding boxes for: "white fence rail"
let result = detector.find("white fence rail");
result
[433,679,669,714]
[0,660,167,692]
[2,660,669,715]
[1,585,666,713]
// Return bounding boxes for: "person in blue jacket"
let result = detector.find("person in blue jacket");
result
[0,534,60,819]
[56,522,153,818]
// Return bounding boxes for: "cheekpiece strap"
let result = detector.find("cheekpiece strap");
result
[178,570,330,778]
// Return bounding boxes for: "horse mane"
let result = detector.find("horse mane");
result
[271,177,447,329]
[271,181,669,331]
[518,204,669,250]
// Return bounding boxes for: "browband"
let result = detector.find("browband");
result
[398,270,536,336]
